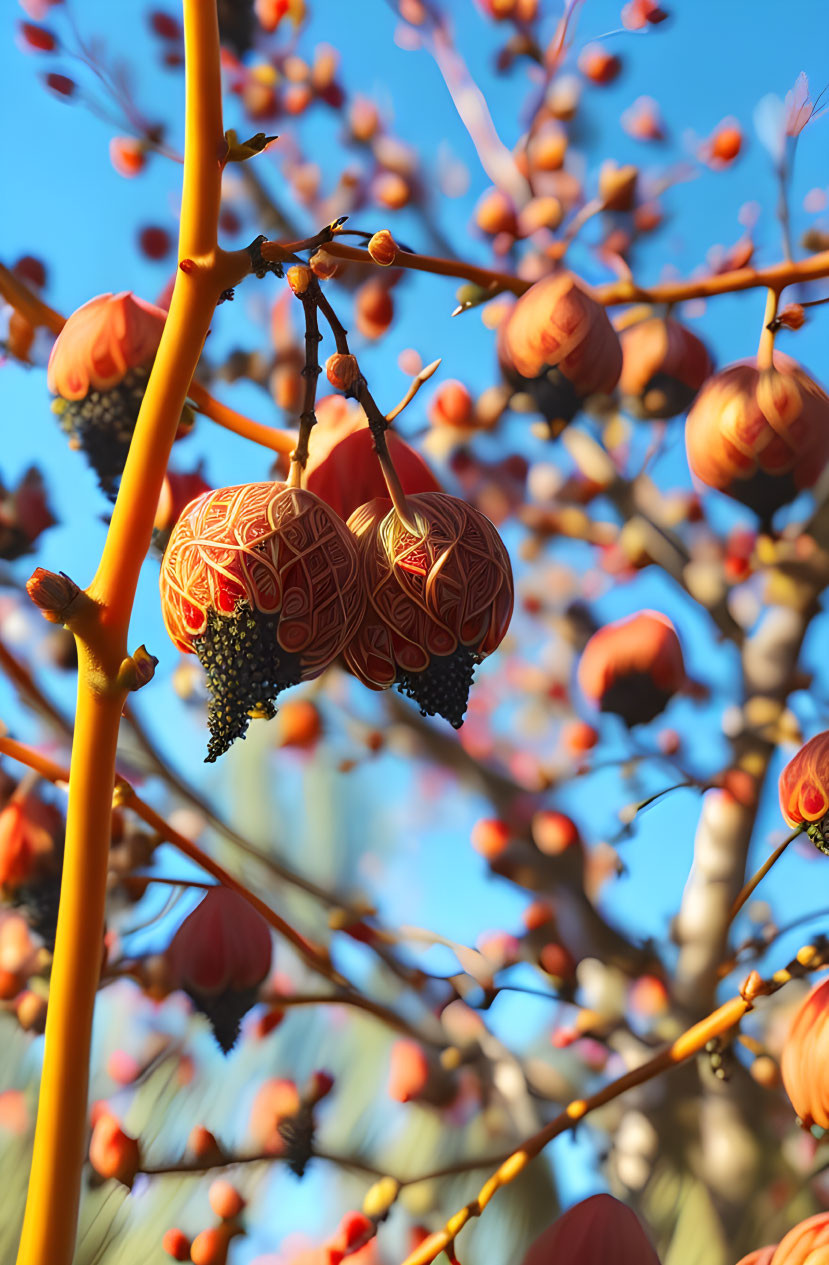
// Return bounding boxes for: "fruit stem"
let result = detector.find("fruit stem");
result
[757,287,780,371]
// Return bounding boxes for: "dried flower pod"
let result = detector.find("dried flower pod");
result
[578,44,622,85]
[779,730,829,852]
[167,887,272,1052]
[499,273,622,432]
[47,292,168,497]
[523,1194,659,1264]
[344,492,513,728]
[578,610,685,726]
[367,229,398,267]
[325,353,360,393]
[685,355,829,523]
[619,317,712,419]
[159,481,363,760]
[598,161,638,212]
[302,395,441,520]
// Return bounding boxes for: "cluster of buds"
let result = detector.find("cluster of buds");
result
[165,886,273,1052]
[47,292,192,498]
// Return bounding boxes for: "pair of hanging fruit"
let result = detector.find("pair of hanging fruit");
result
[159,403,513,760]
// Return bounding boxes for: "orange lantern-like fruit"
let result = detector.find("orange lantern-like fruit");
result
[522,1193,660,1265]
[499,273,622,433]
[302,396,441,520]
[781,978,829,1128]
[779,730,829,853]
[578,610,685,727]
[685,355,829,523]
[159,482,363,761]
[619,317,712,419]
[47,292,174,498]
[167,886,272,1052]
[344,493,514,728]
[741,1212,829,1264]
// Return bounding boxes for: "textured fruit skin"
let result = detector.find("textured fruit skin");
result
[499,273,622,428]
[779,730,829,832]
[344,493,513,728]
[781,979,829,1129]
[159,482,364,759]
[578,610,685,727]
[619,317,712,419]
[522,1194,660,1265]
[740,1211,829,1264]
[685,355,829,522]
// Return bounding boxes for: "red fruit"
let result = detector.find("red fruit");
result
[685,355,829,523]
[154,469,212,538]
[166,887,271,1053]
[190,1227,232,1265]
[578,44,621,85]
[563,720,599,754]
[159,482,363,760]
[209,1178,245,1220]
[388,1038,430,1102]
[344,493,514,729]
[707,121,742,166]
[255,0,290,32]
[619,317,712,419]
[302,395,441,520]
[522,1194,659,1265]
[578,610,685,727]
[475,188,518,237]
[538,941,576,979]
[88,1112,141,1187]
[499,272,622,431]
[49,292,165,401]
[12,255,47,289]
[19,22,57,51]
[0,792,62,892]
[162,1228,191,1261]
[471,817,511,859]
[531,811,580,855]
[149,11,182,38]
[188,1125,224,1163]
[275,699,322,749]
[109,137,146,178]
[139,225,173,260]
[354,281,394,340]
[44,72,75,97]
[428,381,474,429]
[249,1078,301,1153]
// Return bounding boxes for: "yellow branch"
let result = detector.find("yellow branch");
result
[14,4,242,1262]
[401,993,756,1265]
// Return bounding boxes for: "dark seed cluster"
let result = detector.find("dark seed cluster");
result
[12,872,62,951]
[277,1104,316,1177]
[397,645,481,730]
[188,984,260,1054]
[216,0,255,56]
[193,604,302,763]
[600,672,673,728]
[52,366,150,500]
